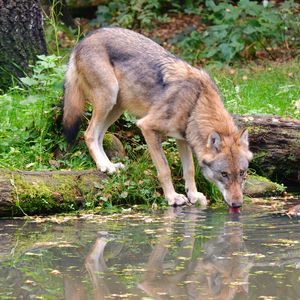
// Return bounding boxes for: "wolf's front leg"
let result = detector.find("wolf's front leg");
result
[137,120,187,206]
[176,140,207,206]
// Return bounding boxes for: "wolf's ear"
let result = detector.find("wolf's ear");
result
[207,131,221,152]
[240,128,253,160]
[239,128,249,147]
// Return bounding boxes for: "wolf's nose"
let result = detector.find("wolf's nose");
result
[232,202,242,208]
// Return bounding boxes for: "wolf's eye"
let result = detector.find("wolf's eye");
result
[221,172,228,178]
[240,170,245,176]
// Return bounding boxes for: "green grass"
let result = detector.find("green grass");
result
[211,59,300,117]
[0,55,67,170]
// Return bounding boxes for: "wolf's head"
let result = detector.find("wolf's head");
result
[200,129,252,208]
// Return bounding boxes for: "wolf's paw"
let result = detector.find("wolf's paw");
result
[98,162,125,174]
[187,191,207,206]
[167,193,188,206]
[113,162,125,170]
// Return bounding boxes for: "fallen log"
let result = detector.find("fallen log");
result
[234,115,300,185]
[0,170,105,217]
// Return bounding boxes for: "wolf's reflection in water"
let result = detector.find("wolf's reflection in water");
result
[66,208,252,300]
[139,208,252,300]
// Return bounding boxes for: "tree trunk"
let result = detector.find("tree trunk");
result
[234,115,300,185]
[0,0,47,90]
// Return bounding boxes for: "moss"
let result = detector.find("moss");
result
[12,174,79,215]
[13,175,57,214]
[244,174,285,197]
[250,150,272,177]
[253,150,268,161]
[103,133,114,150]
[246,125,255,134]
[76,173,101,205]
[52,174,78,200]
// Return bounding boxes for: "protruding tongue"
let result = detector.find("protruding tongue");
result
[229,207,241,214]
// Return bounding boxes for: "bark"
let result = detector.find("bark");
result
[0,0,47,90]
[234,115,300,184]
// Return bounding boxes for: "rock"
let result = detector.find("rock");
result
[103,133,126,160]
[287,204,300,217]
[244,175,285,197]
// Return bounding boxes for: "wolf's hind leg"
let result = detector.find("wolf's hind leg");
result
[176,139,207,206]
[137,118,187,206]
[84,84,124,174]
[98,105,125,172]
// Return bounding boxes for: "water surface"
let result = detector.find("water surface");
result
[1,204,300,299]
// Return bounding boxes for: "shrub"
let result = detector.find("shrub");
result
[177,0,300,62]
[94,0,169,29]
[94,0,203,30]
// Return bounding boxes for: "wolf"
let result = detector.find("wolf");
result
[63,27,252,208]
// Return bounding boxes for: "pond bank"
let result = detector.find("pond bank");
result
[0,169,285,217]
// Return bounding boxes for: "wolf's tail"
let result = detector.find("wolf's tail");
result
[62,53,85,146]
